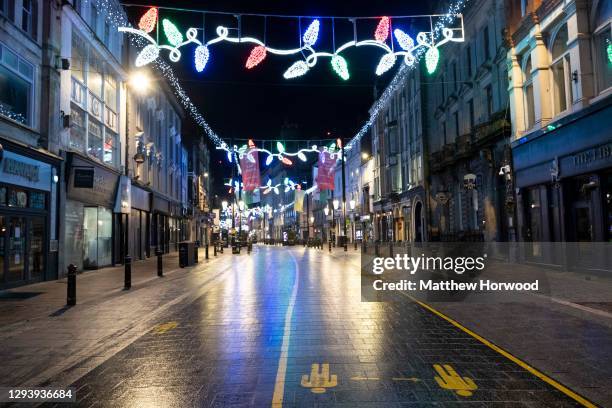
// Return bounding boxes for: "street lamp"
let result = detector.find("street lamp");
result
[128,71,151,93]
[333,199,340,210]
[323,207,329,216]
[349,199,356,210]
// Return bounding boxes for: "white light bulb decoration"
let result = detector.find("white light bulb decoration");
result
[284,60,310,79]
[376,53,397,76]
[135,44,159,67]
[194,45,210,72]
[425,46,440,74]
[303,19,320,46]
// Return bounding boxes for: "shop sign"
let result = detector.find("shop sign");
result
[68,155,119,208]
[114,175,131,214]
[0,150,52,191]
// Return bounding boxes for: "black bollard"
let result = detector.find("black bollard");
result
[194,240,200,264]
[124,255,132,290]
[67,264,77,306]
[375,242,380,257]
[156,249,163,277]
[213,242,217,256]
[205,243,209,259]
[389,242,393,257]
[354,240,358,250]
[329,240,332,253]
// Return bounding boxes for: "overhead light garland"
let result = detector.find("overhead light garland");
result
[119,10,464,80]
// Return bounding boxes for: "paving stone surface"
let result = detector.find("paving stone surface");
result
[0,246,594,407]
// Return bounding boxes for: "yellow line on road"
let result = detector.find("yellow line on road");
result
[271,249,300,407]
[402,293,598,408]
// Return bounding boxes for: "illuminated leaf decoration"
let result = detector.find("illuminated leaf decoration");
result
[194,45,210,72]
[375,53,397,76]
[281,157,293,165]
[425,46,440,74]
[162,19,183,46]
[265,155,274,166]
[608,43,612,64]
[135,44,159,67]
[302,19,320,47]
[138,7,158,33]
[394,29,414,51]
[227,150,233,163]
[374,17,390,42]
[238,145,247,155]
[276,142,285,153]
[331,55,350,80]
[297,152,307,161]
[284,60,309,79]
[246,46,267,69]
[273,187,279,194]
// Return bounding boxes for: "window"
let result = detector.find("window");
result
[485,85,493,118]
[0,43,34,126]
[594,26,612,93]
[21,0,37,38]
[483,26,490,60]
[69,31,120,167]
[523,56,535,129]
[90,3,98,33]
[466,45,472,77]
[550,23,572,115]
[468,99,475,129]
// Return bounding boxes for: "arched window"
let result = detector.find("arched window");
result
[523,55,535,129]
[550,23,572,115]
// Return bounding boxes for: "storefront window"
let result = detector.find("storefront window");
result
[29,191,45,209]
[70,105,87,152]
[8,188,27,208]
[88,119,104,160]
[29,217,44,280]
[104,131,117,166]
[83,206,112,269]
[7,217,25,282]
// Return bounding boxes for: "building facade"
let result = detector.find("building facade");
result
[507,0,612,255]
[0,0,63,288]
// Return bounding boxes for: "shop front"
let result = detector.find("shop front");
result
[0,141,61,288]
[64,153,120,270]
[513,96,612,266]
[129,184,151,261]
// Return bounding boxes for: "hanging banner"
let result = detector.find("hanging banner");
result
[294,190,305,212]
[316,150,335,190]
[240,147,260,191]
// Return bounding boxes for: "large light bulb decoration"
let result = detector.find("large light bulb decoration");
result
[608,42,612,64]
[425,46,440,74]
[120,9,464,80]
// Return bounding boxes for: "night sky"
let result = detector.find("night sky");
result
[123,1,435,198]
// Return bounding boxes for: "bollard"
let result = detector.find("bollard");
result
[375,242,380,257]
[205,243,209,259]
[247,242,251,254]
[213,242,217,256]
[362,241,367,253]
[67,264,77,306]
[389,242,393,257]
[194,241,200,264]
[354,240,358,250]
[124,255,132,290]
[329,240,332,253]
[156,249,163,277]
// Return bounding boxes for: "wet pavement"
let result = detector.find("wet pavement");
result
[30,245,596,407]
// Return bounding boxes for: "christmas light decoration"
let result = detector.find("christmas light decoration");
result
[135,44,160,67]
[374,17,390,43]
[194,45,210,72]
[246,46,267,69]
[162,19,183,46]
[303,19,320,46]
[331,55,350,80]
[394,29,414,51]
[425,46,440,74]
[276,141,285,154]
[376,53,397,76]
[138,7,158,33]
[284,60,310,79]
[608,42,612,64]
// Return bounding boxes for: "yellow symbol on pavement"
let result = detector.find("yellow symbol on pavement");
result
[392,377,420,382]
[433,364,477,397]
[350,376,380,381]
[152,321,178,334]
[301,363,337,394]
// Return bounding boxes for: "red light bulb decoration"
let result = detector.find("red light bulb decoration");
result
[246,46,267,69]
[138,7,158,34]
[281,157,293,165]
[374,17,390,43]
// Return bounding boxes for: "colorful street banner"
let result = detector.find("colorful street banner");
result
[316,150,335,190]
[294,189,305,212]
[240,147,260,191]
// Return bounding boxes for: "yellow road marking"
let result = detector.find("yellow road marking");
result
[402,293,598,408]
[433,364,477,397]
[301,363,338,393]
[271,251,300,407]
[350,376,380,381]
[152,321,178,334]
[392,377,420,382]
